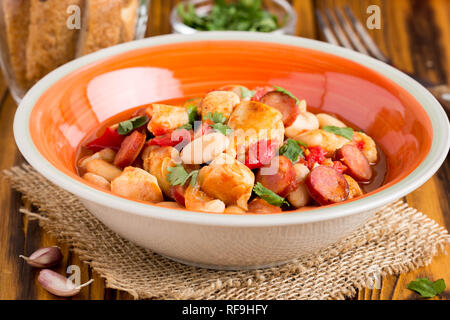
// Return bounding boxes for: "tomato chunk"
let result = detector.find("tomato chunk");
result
[305,146,327,170]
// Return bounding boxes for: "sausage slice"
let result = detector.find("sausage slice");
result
[113,131,146,168]
[335,144,372,182]
[256,155,296,197]
[260,91,299,127]
[305,166,349,205]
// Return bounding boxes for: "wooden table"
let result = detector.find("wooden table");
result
[0,0,449,300]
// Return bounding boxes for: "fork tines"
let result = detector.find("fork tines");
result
[316,6,389,63]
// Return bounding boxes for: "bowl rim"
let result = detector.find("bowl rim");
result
[14,31,450,227]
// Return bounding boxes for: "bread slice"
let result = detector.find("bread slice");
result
[76,0,122,57]
[2,0,30,89]
[26,0,83,82]
[119,0,139,42]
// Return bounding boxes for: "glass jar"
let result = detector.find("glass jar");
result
[171,0,297,35]
[0,0,150,103]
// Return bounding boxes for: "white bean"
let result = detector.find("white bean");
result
[82,172,111,190]
[78,148,116,169]
[86,159,122,182]
[316,113,346,128]
[181,132,229,164]
[285,112,319,138]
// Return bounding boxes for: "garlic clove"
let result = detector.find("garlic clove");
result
[38,269,94,297]
[19,246,63,268]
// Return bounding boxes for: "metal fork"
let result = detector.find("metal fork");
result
[316,6,450,114]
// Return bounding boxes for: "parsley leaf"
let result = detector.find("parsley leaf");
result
[279,139,305,163]
[240,86,256,100]
[210,123,233,136]
[253,182,289,207]
[167,164,199,187]
[117,116,149,135]
[322,126,354,140]
[178,123,193,130]
[273,85,300,105]
[407,278,446,298]
[186,104,198,124]
[204,111,226,124]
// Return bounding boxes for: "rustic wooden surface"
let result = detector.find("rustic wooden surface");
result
[0,0,449,300]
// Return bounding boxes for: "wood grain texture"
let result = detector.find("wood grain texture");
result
[0,0,448,300]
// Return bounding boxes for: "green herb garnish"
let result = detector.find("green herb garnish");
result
[210,123,233,135]
[186,104,198,124]
[322,126,354,140]
[240,86,256,100]
[177,0,280,33]
[204,111,232,135]
[178,104,199,130]
[204,111,226,124]
[167,164,199,187]
[253,182,289,207]
[407,278,446,298]
[273,85,299,105]
[117,116,149,135]
[279,139,305,163]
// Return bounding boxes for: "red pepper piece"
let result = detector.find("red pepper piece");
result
[244,139,278,169]
[86,127,125,152]
[148,129,193,147]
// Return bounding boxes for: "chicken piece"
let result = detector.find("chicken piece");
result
[294,129,350,155]
[142,145,180,197]
[201,91,240,121]
[184,184,225,213]
[344,174,364,199]
[287,163,311,208]
[147,104,189,136]
[228,101,284,159]
[198,154,255,210]
[247,198,282,214]
[316,113,346,128]
[111,167,163,202]
[351,132,378,164]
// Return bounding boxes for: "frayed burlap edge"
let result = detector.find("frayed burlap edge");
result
[3,164,450,300]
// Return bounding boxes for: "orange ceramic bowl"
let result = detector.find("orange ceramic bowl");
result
[14,33,449,269]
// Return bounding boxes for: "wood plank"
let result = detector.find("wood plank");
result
[356,0,450,300]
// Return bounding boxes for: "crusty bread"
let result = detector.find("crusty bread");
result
[2,0,30,89]
[76,0,122,57]
[119,0,139,42]
[26,0,83,82]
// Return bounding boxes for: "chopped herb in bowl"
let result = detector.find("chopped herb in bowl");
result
[177,0,281,32]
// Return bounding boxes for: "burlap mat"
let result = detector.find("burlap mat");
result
[3,164,450,300]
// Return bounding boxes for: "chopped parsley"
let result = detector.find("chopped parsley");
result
[322,126,354,140]
[167,164,199,187]
[279,139,305,163]
[407,278,446,298]
[253,182,289,207]
[117,116,149,135]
